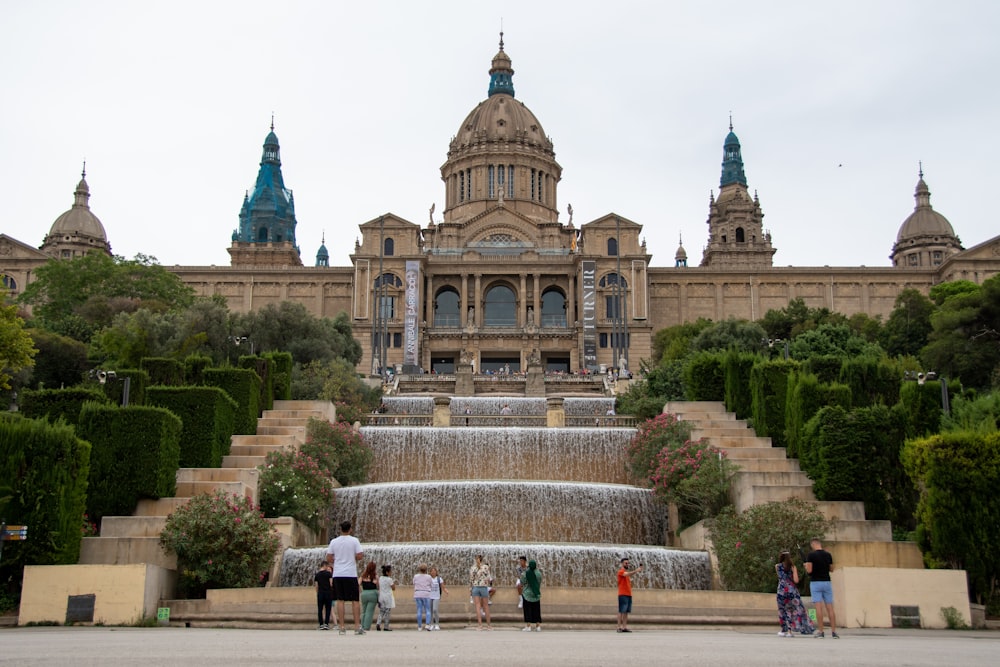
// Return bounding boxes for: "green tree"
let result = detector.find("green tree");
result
[18,253,195,339]
[234,303,361,366]
[758,298,845,341]
[922,275,1000,391]
[652,318,713,363]
[0,303,37,390]
[293,357,379,406]
[24,328,88,389]
[788,323,884,360]
[881,288,935,358]
[929,280,980,306]
[903,431,1000,606]
[690,318,767,354]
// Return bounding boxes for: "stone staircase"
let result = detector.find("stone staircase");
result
[79,400,335,571]
[667,401,922,568]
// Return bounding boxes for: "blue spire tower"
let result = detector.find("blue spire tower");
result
[229,120,303,267]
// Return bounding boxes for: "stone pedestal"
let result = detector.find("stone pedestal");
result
[526,362,545,396]
[455,363,474,396]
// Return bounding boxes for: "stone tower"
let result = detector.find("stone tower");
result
[228,122,302,268]
[700,123,775,269]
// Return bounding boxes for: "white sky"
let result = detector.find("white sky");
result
[2,1,997,270]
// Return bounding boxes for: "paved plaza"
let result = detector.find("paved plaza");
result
[1,625,998,666]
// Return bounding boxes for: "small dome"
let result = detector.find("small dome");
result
[675,243,687,261]
[47,175,108,243]
[895,177,957,243]
[451,95,551,152]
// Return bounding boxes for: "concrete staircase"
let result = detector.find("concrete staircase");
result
[667,401,922,568]
[79,400,335,571]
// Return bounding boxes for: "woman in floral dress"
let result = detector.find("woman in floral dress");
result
[776,551,815,636]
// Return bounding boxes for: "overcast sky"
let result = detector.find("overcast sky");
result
[3,1,997,270]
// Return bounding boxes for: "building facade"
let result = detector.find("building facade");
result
[4,38,1000,375]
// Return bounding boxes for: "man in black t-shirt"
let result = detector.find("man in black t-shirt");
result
[314,560,335,630]
[805,538,839,638]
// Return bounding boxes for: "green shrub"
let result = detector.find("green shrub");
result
[899,380,946,438]
[0,414,91,596]
[750,359,799,448]
[303,418,371,486]
[683,352,725,402]
[19,387,110,425]
[146,386,237,467]
[76,402,182,522]
[258,449,335,532]
[650,438,739,529]
[802,355,843,384]
[903,430,1000,607]
[239,355,274,412]
[105,369,149,406]
[264,351,293,401]
[723,350,757,420]
[183,355,213,385]
[709,498,829,592]
[203,368,261,435]
[625,412,694,483]
[839,358,901,408]
[140,357,185,386]
[159,490,280,598]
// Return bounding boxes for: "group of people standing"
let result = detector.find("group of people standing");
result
[317,523,839,636]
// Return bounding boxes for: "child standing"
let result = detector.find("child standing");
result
[314,560,335,630]
[376,564,396,631]
[429,566,448,630]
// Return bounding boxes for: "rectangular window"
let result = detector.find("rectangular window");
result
[531,169,536,200]
[459,171,465,202]
[508,166,515,198]
[379,296,396,320]
[488,165,495,198]
[393,332,402,348]
[599,333,608,348]
[606,295,621,319]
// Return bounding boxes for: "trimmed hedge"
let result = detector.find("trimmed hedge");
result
[683,351,725,402]
[785,371,850,464]
[0,414,91,591]
[141,357,185,387]
[239,355,275,412]
[184,355,213,385]
[19,387,110,425]
[802,355,843,384]
[899,380,946,438]
[146,386,237,467]
[265,351,293,401]
[100,369,149,407]
[76,402,182,522]
[203,368,261,435]
[840,358,901,408]
[723,350,757,419]
[750,359,799,449]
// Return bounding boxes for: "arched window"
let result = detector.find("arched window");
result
[599,273,627,289]
[607,238,618,256]
[384,238,394,256]
[541,289,566,327]
[374,273,402,288]
[374,273,402,320]
[435,288,460,327]
[257,227,269,242]
[2,275,17,290]
[735,227,745,243]
[484,284,516,327]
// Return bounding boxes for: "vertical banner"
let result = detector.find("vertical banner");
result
[582,261,597,370]
[403,260,420,369]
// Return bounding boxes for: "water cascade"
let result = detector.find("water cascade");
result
[281,396,711,591]
[380,396,435,415]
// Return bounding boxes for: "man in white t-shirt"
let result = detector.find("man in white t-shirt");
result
[326,520,365,634]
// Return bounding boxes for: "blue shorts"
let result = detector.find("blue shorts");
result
[471,586,490,598]
[810,580,833,604]
[618,595,633,613]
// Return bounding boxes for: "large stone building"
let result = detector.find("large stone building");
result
[4,38,999,375]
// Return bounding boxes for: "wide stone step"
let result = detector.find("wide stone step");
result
[257,417,313,428]
[724,447,788,460]
[222,454,267,469]
[231,434,298,447]
[174,480,253,502]
[692,427,768,441]
[229,443,290,457]
[703,434,775,448]
[176,468,259,486]
[273,400,336,422]
[135,497,190,516]
[256,425,306,439]
[100,516,167,538]
[733,470,812,487]
[688,419,750,430]
[734,483,816,512]
[828,540,924,569]
[79,536,176,569]
[828,519,893,542]
[816,501,868,522]
[732,458,802,473]
[665,401,729,416]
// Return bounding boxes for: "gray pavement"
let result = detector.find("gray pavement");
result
[1,625,998,666]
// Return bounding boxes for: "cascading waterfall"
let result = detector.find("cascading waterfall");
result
[362,427,633,483]
[380,397,435,415]
[333,480,665,544]
[281,543,710,590]
[279,394,712,592]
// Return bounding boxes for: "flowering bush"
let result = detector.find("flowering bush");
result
[650,438,738,527]
[304,418,372,486]
[626,412,694,482]
[81,513,99,537]
[258,449,335,532]
[160,490,280,598]
[333,400,366,426]
[708,498,829,593]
